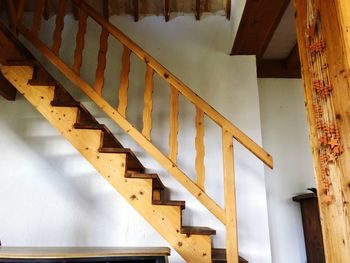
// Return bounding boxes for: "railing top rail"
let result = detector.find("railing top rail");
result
[73,0,273,169]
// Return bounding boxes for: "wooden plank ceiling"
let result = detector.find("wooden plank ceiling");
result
[14,0,230,22]
[231,0,301,78]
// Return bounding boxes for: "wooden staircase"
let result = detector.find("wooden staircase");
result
[1,0,273,262]
[2,62,214,262]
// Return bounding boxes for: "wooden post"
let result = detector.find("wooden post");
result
[222,129,238,263]
[294,0,350,262]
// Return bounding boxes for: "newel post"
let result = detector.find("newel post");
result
[222,128,239,263]
[294,0,350,262]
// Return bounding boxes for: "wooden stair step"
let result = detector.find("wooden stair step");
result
[181,226,216,236]
[28,66,57,86]
[51,86,80,107]
[51,100,81,107]
[212,249,248,263]
[2,59,38,66]
[73,123,105,129]
[125,172,165,190]
[0,72,17,101]
[99,147,144,172]
[101,128,124,149]
[152,200,185,210]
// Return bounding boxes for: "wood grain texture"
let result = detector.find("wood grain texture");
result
[142,65,154,141]
[195,107,205,191]
[164,0,170,21]
[16,23,226,225]
[31,0,46,36]
[5,0,17,30]
[71,0,273,169]
[117,46,131,118]
[51,0,66,55]
[0,71,17,101]
[169,86,179,163]
[294,0,350,262]
[222,129,238,263]
[94,28,109,95]
[2,65,213,263]
[293,194,325,263]
[133,0,139,22]
[335,0,350,68]
[16,0,26,24]
[226,0,231,19]
[94,1,109,96]
[0,247,171,258]
[72,9,87,74]
[195,0,201,20]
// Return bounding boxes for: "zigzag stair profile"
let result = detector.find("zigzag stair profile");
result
[0,22,248,263]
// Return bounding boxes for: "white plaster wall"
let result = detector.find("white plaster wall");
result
[258,78,316,263]
[0,9,271,262]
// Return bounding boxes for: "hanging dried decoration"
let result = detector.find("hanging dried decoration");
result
[306,0,343,204]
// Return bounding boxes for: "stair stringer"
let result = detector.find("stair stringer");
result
[1,65,212,263]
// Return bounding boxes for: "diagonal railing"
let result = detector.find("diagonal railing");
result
[5,1,273,262]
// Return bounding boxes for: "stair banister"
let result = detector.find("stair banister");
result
[72,0,273,170]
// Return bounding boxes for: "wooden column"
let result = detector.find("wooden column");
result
[294,0,350,262]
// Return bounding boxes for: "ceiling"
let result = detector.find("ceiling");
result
[231,0,300,78]
[263,1,297,60]
[3,0,230,22]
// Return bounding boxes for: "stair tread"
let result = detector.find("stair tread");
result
[125,172,165,190]
[3,59,38,66]
[74,122,105,129]
[28,66,57,86]
[51,100,81,107]
[181,226,216,235]
[101,129,124,149]
[212,249,248,263]
[99,147,132,153]
[153,200,185,210]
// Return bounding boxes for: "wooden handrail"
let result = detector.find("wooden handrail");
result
[72,0,273,169]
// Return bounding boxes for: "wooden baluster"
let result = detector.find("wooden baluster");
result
[94,0,109,96]
[195,0,201,20]
[72,9,88,75]
[195,107,205,190]
[226,0,231,20]
[15,0,26,33]
[133,0,139,22]
[43,0,50,20]
[51,0,67,55]
[32,0,46,37]
[222,128,239,263]
[72,1,80,20]
[164,0,170,22]
[142,65,154,141]
[169,86,179,163]
[5,0,17,31]
[117,46,131,118]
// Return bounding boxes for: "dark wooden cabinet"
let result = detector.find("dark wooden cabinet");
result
[293,193,325,263]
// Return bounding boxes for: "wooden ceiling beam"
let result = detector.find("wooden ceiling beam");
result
[133,0,139,22]
[164,0,170,22]
[231,0,291,59]
[195,0,201,20]
[226,0,231,20]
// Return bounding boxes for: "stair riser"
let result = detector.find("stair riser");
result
[2,65,212,263]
